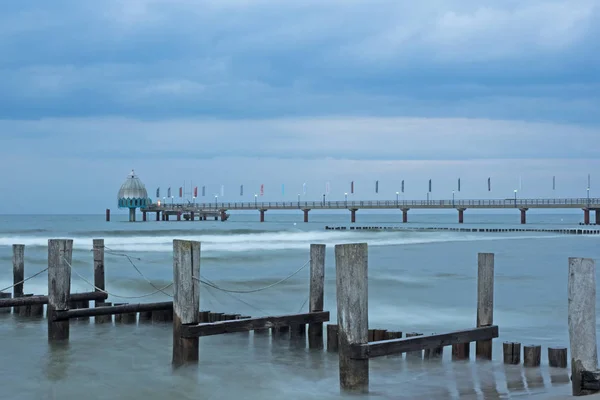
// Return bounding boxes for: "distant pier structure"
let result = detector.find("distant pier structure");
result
[117,170,151,222]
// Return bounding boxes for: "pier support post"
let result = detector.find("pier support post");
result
[93,239,105,306]
[519,208,528,225]
[568,257,600,396]
[402,208,409,223]
[142,211,147,222]
[156,211,160,221]
[476,252,494,360]
[303,209,310,223]
[584,208,590,225]
[260,209,266,222]
[190,211,194,221]
[128,208,136,222]
[309,244,325,349]
[458,208,466,224]
[106,208,110,222]
[172,239,201,367]
[336,243,369,393]
[596,209,600,225]
[48,239,73,342]
[12,244,24,314]
[220,210,227,221]
[350,208,358,224]
[177,212,181,221]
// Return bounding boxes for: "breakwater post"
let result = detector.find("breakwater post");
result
[568,257,600,395]
[476,253,494,360]
[308,244,325,349]
[12,244,24,314]
[93,239,105,306]
[172,239,200,367]
[47,239,73,341]
[336,242,369,393]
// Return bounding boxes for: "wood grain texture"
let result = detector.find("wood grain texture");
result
[503,342,521,365]
[47,239,73,341]
[523,345,541,367]
[308,244,326,349]
[335,243,369,393]
[548,347,567,368]
[476,253,494,360]
[0,291,106,308]
[53,301,172,320]
[12,244,24,314]
[93,239,105,306]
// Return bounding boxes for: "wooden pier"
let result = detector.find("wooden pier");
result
[3,239,600,396]
[108,196,600,225]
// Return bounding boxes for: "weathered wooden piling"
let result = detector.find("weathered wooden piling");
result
[327,324,338,351]
[548,347,568,368]
[335,243,369,393]
[503,342,521,364]
[139,311,153,322]
[19,293,34,316]
[94,302,112,324]
[405,333,423,359]
[47,239,73,341]
[93,239,105,306]
[308,244,325,349]
[523,345,541,367]
[452,343,470,361]
[114,303,126,323]
[424,336,443,360]
[476,253,494,360]
[12,244,24,314]
[568,257,600,395]
[0,292,10,313]
[172,239,201,367]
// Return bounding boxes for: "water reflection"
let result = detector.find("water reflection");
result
[45,341,70,382]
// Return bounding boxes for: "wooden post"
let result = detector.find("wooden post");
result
[524,345,541,367]
[568,257,599,396]
[12,244,24,314]
[548,347,568,368]
[47,239,73,341]
[335,243,369,393]
[172,239,201,367]
[93,239,105,306]
[0,292,10,313]
[405,333,423,359]
[327,324,339,352]
[476,253,494,360]
[452,343,470,361]
[95,302,112,324]
[309,244,326,349]
[503,342,521,364]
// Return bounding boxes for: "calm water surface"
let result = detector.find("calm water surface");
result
[0,211,597,399]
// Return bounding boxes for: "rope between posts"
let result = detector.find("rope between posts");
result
[61,256,174,299]
[0,268,49,293]
[102,247,174,298]
[193,259,310,294]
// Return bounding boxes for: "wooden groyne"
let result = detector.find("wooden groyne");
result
[325,225,600,235]
[2,239,600,396]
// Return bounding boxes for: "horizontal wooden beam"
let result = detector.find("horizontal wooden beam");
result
[0,291,107,308]
[181,311,330,338]
[582,370,600,391]
[350,325,499,359]
[53,301,173,321]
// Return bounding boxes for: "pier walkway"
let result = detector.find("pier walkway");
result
[139,197,600,225]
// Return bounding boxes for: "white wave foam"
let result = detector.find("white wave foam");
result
[0,231,565,254]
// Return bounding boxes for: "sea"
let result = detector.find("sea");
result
[0,211,598,399]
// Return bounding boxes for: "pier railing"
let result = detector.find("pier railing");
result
[147,197,600,211]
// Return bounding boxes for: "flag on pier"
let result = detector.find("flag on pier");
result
[588,173,591,189]
[193,186,198,197]
[240,184,243,196]
[401,180,404,193]
[168,187,171,198]
[428,179,432,193]
[351,181,354,194]
[375,180,379,194]
[488,177,491,191]
[260,184,264,196]
[458,178,461,192]
[179,187,183,197]
[220,185,225,197]
[302,182,306,195]
[202,186,205,197]
[156,187,160,198]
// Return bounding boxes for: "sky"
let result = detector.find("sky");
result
[0,0,599,214]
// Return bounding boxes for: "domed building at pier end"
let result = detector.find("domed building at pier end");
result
[117,170,151,221]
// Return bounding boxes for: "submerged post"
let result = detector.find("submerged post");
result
[568,257,599,396]
[93,239,105,306]
[309,244,326,349]
[476,252,494,360]
[12,244,24,314]
[48,239,73,341]
[336,243,369,393]
[172,239,201,367]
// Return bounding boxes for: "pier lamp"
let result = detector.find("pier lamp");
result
[297,193,300,206]
[255,194,258,207]
[215,195,218,209]
[587,187,590,207]
[514,189,517,207]
[396,192,399,205]
[345,192,348,203]
[452,190,455,207]
[171,195,174,205]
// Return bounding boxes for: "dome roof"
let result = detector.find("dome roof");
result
[117,170,148,200]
